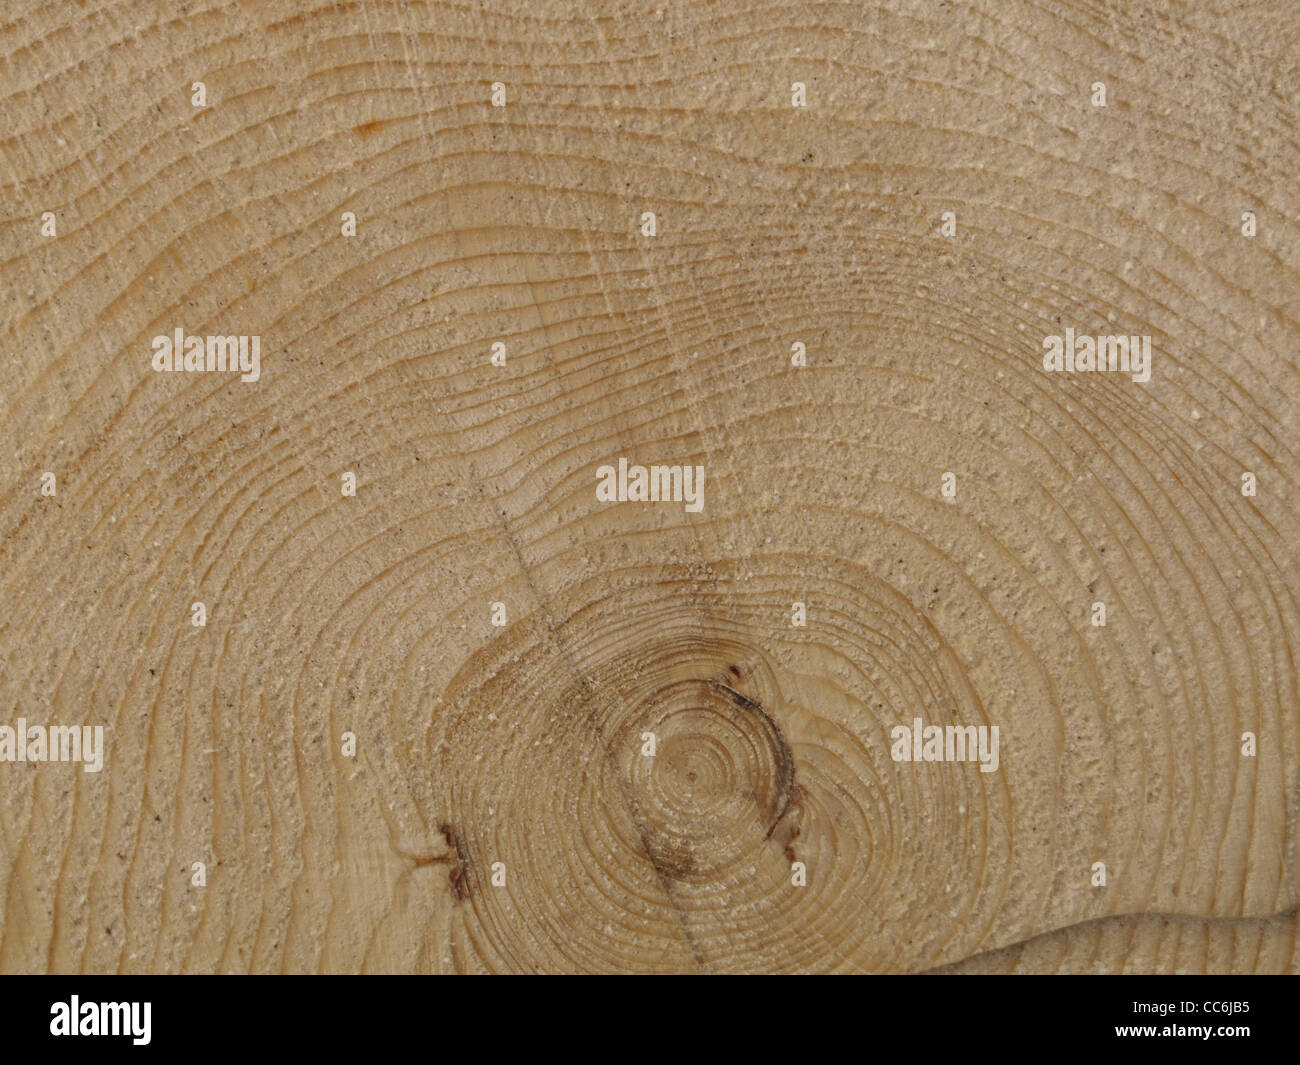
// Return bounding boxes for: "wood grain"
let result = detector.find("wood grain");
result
[1,0,1297,973]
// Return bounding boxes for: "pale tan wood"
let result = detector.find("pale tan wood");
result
[0,0,1297,973]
